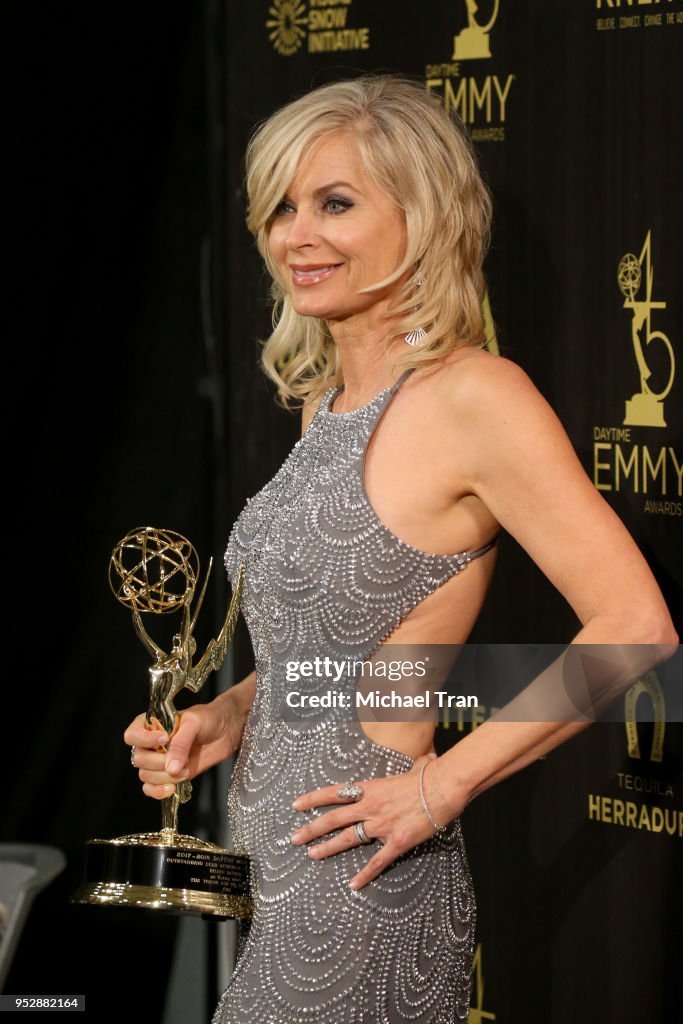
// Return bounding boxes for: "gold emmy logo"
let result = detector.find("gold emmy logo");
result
[266,0,308,56]
[618,230,675,427]
[468,943,496,1023]
[624,671,665,764]
[453,0,500,60]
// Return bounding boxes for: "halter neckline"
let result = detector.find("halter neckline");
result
[323,368,414,417]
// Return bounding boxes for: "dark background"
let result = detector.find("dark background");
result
[4,2,681,1021]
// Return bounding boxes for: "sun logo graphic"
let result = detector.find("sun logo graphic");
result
[266,0,308,56]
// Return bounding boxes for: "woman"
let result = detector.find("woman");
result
[124,76,676,1023]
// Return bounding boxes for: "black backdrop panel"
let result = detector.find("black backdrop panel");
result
[6,4,214,1018]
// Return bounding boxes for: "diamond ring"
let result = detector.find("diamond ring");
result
[337,783,364,802]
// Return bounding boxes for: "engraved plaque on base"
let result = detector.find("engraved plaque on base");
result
[73,831,251,919]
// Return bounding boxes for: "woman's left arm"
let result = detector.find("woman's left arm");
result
[291,356,678,887]
[422,355,678,812]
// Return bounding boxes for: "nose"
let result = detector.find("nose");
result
[285,208,318,251]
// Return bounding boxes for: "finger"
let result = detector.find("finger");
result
[306,827,359,860]
[349,845,397,890]
[138,765,190,786]
[123,715,168,749]
[142,781,179,801]
[292,782,367,811]
[164,712,202,776]
[291,806,360,845]
[130,748,167,773]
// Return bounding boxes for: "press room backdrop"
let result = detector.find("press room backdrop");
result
[6,2,681,1022]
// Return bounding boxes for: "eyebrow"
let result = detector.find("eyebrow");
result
[313,180,359,195]
[283,180,364,200]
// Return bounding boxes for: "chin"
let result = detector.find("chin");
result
[291,299,341,320]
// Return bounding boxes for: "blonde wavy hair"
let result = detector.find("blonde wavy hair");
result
[245,74,492,407]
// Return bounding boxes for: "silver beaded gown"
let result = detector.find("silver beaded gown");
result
[215,372,496,1024]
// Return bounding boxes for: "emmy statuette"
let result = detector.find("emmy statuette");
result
[72,527,250,918]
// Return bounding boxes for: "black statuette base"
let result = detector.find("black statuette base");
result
[72,836,251,919]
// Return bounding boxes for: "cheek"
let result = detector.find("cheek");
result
[372,232,406,276]
[263,235,288,291]
[266,228,284,263]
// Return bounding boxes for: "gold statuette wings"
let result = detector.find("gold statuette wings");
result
[185,564,245,693]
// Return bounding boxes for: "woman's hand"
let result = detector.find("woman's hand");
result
[290,753,467,890]
[123,691,247,800]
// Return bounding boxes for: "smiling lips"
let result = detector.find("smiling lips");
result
[290,264,342,286]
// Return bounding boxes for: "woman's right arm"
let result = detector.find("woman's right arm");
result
[126,396,317,801]
[123,670,256,800]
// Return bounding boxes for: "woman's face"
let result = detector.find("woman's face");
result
[267,133,407,330]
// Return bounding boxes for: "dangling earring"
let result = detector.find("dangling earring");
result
[405,327,427,346]
[405,273,427,346]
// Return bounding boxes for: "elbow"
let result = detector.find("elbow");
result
[628,607,678,648]
[659,623,679,647]
[597,594,679,648]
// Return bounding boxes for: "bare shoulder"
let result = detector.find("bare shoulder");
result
[434,349,542,407]
[420,349,556,433]
[413,349,580,487]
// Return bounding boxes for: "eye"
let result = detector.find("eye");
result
[324,195,353,214]
[273,198,295,217]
